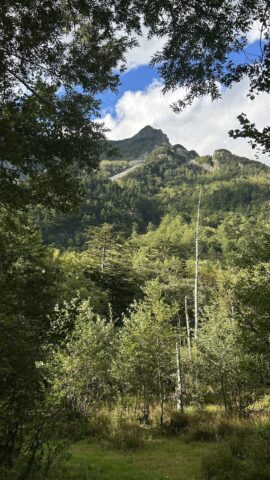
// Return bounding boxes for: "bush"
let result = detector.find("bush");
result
[168,409,252,443]
[199,446,241,480]
[250,394,270,415]
[214,415,251,440]
[198,430,270,480]
[255,420,270,441]
[86,412,112,440]
[156,409,219,440]
[0,440,70,480]
[215,417,234,439]
[107,419,144,451]
[170,411,190,432]
[53,408,112,442]
[187,421,217,442]
[50,407,90,441]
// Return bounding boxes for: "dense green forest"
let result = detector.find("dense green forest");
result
[2,125,270,479]
[1,1,270,479]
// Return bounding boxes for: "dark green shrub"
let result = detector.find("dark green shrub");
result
[0,440,70,480]
[107,419,144,451]
[199,430,270,480]
[170,411,190,432]
[187,422,217,442]
[215,418,234,439]
[199,446,241,480]
[86,412,112,440]
[50,407,90,441]
[227,434,247,458]
[155,411,191,437]
[256,422,270,441]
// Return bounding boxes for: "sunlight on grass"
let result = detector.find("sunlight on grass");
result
[66,438,217,480]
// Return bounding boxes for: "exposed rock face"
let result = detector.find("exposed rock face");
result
[104,126,171,161]
[108,135,199,181]
[132,125,170,145]
[103,125,266,181]
[212,149,250,169]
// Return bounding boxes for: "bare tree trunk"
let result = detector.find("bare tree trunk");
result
[101,245,106,272]
[185,296,192,359]
[175,314,184,412]
[175,342,184,412]
[220,375,228,412]
[194,188,202,340]
[157,363,164,425]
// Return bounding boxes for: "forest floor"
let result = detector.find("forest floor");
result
[65,438,217,480]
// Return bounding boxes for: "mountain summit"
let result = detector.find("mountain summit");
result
[47,125,270,248]
[105,126,170,161]
[101,125,268,181]
[132,125,170,144]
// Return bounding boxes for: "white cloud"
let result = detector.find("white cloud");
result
[247,21,264,44]
[124,19,263,72]
[124,26,166,71]
[103,79,270,165]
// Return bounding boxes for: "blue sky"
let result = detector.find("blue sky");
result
[100,66,160,116]
[99,26,270,165]
[101,39,263,115]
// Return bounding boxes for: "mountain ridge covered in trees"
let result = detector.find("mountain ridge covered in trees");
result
[43,125,270,249]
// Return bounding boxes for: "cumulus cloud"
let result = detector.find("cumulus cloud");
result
[123,18,263,72]
[103,79,270,165]
[124,26,166,71]
[247,21,265,44]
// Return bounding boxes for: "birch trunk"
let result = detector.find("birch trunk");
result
[185,296,192,359]
[194,188,201,340]
[157,362,164,424]
[175,342,184,412]
[101,245,106,272]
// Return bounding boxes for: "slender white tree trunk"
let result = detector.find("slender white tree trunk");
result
[101,245,106,272]
[175,314,184,412]
[185,296,192,359]
[175,342,184,412]
[194,188,202,340]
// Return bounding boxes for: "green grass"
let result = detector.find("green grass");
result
[65,438,217,480]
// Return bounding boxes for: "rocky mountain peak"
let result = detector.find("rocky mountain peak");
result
[132,125,170,145]
[105,125,171,161]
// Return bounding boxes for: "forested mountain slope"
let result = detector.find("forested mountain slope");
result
[43,126,270,248]
[40,126,270,331]
[38,126,270,422]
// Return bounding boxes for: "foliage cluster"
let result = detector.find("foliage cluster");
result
[1,1,270,478]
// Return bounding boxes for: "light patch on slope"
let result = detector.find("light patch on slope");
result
[103,79,270,165]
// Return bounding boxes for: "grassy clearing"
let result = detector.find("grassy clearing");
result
[65,438,217,480]
[54,403,270,480]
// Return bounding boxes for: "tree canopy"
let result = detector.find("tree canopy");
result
[0,0,135,209]
[1,0,269,209]
[1,3,270,478]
